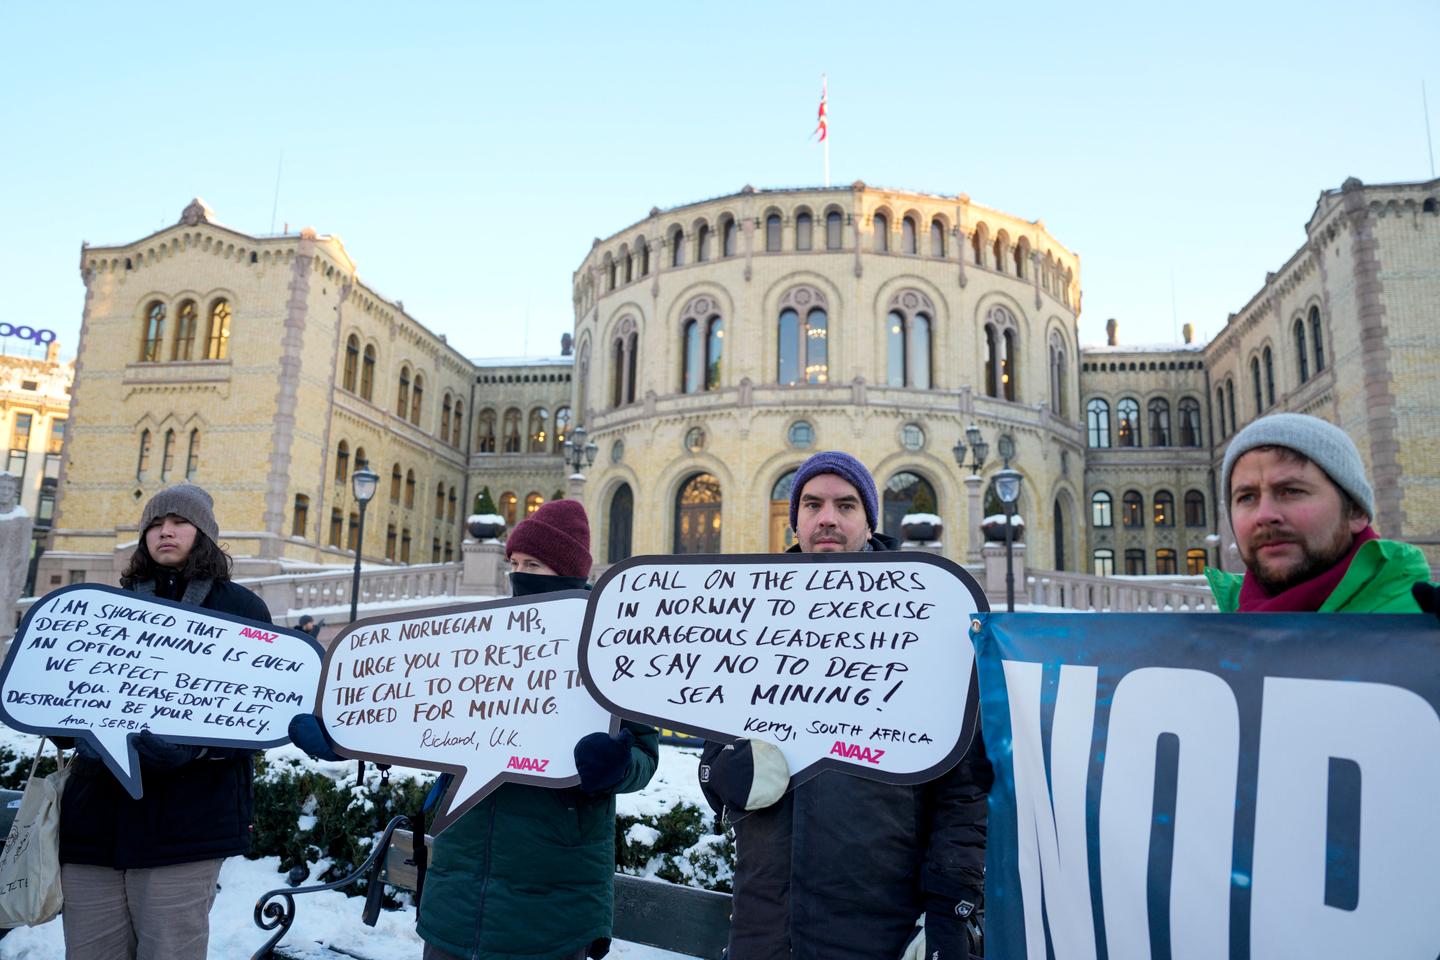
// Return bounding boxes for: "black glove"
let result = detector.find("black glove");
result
[574,729,633,793]
[923,894,981,960]
[132,731,204,772]
[288,713,345,761]
[1412,582,1440,620]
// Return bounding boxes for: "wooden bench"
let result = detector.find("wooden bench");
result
[254,817,732,960]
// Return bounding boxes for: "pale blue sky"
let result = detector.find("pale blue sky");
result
[1,1,1435,361]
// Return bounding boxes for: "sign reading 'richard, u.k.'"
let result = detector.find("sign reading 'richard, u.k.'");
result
[975,613,1440,959]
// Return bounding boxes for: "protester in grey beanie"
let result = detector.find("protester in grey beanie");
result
[140,481,221,543]
[1221,413,1375,521]
[789,451,880,533]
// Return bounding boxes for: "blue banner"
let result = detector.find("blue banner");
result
[975,612,1440,959]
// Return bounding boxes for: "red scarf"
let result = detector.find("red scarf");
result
[1237,526,1377,612]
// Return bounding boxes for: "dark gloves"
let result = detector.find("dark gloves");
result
[699,738,791,813]
[574,729,634,793]
[288,713,345,762]
[1413,582,1439,619]
[922,894,982,960]
[132,730,205,772]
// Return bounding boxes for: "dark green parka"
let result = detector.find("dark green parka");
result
[416,575,660,960]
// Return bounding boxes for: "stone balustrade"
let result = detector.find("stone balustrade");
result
[1026,570,1217,612]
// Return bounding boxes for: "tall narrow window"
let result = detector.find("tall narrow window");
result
[1087,398,1111,448]
[1263,347,1275,408]
[706,318,724,390]
[1226,379,1237,435]
[329,509,343,547]
[671,229,685,267]
[435,483,446,517]
[638,238,650,275]
[1091,491,1113,527]
[1093,548,1115,577]
[397,366,411,418]
[1122,490,1144,527]
[778,309,799,385]
[1294,320,1309,383]
[452,400,464,447]
[994,237,1006,273]
[385,524,397,561]
[410,373,424,425]
[623,249,633,283]
[1125,549,1146,575]
[554,407,572,448]
[528,407,550,452]
[335,441,350,484]
[608,483,634,563]
[292,494,309,538]
[826,211,842,250]
[404,469,416,509]
[1154,490,1174,526]
[477,409,496,453]
[343,335,359,391]
[500,492,518,529]
[626,332,638,403]
[766,214,782,252]
[1310,306,1325,372]
[502,408,522,453]
[1216,386,1228,439]
[448,486,457,522]
[984,325,998,397]
[1117,398,1141,447]
[141,301,165,362]
[440,396,452,443]
[1184,490,1206,527]
[873,213,888,252]
[1014,245,1027,278]
[886,303,931,388]
[1148,398,1171,447]
[683,319,703,394]
[1251,357,1263,414]
[136,429,151,479]
[361,345,376,400]
[186,429,200,479]
[911,314,931,389]
[1049,334,1067,415]
[611,338,625,408]
[160,429,176,480]
[972,230,984,266]
[796,212,813,251]
[401,528,412,564]
[722,218,737,257]
[887,311,905,386]
[205,299,231,360]
[930,219,945,257]
[674,473,722,554]
[1002,328,1018,401]
[390,464,402,504]
[173,300,197,360]
[1176,397,1200,446]
[696,223,711,262]
[901,216,917,254]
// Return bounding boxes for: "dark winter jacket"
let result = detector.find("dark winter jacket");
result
[58,573,272,869]
[417,574,661,960]
[700,533,992,960]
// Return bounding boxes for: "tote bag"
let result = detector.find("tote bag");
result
[0,740,71,928]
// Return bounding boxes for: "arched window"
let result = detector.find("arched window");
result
[1216,386,1228,439]
[1294,320,1309,383]
[410,373,424,425]
[1178,397,1202,447]
[1184,490,1206,527]
[674,473,722,553]
[971,229,984,266]
[873,213,889,252]
[769,470,798,552]
[404,469,416,509]
[885,292,933,389]
[1124,549,1146,575]
[353,447,367,475]
[1310,306,1325,372]
[173,300,197,360]
[292,494,309,538]
[141,301,165,362]
[160,429,176,479]
[1091,491,1113,527]
[626,331,638,403]
[1087,398,1111,448]
[476,409,496,453]
[343,334,359,391]
[554,407,572,449]
[1226,378,1237,433]
[776,289,829,385]
[528,407,550,452]
[984,307,1018,400]
[1147,398,1171,447]
[670,228,685,267]
[435,482,446,517]
[397,366,411,418]
[766,214,782,252]
[185,429,200,479]
[384,523,397,560]
[1048,332,1067,416]
[1117,398,1141,447]
[901,216,917,254]
[1155,549,1178,575]
[681,297,724,394]
[696,223,711,262]
[1122,490,1144,527]
[500,492,518,529]
[622,247,633,284]
[1003,328,1018,400]
[401,527,412,564]
[610,318,639,407]
[205,299,231,360]
[502,408,522,453]
[335,441,350,484]
[330,508,343,547]
[1014,244,1027,279]
[608,483,634,563]
[796,211,813,251]
[993,236,1006,274]
[1251,356,1263,415]
[1154,490,1174,526]
[930,219,946,257]
[448,486,458,522]
[525,492,544,516]
[1053,497,1068,571]
[1093,548,1115,577]
[826,211,843,249]
[984,325,998,397]
[360,345,376,400]
[1263,347,1275,408]
[638,238,650,276]
[441,395,452,444]
[883,471,937,539]
[1186,548,1207,575]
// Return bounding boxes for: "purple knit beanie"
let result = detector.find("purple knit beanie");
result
[505,499,593,579]
[789,452,879,533]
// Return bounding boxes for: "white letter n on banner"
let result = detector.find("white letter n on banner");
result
[1002,659,1099,960]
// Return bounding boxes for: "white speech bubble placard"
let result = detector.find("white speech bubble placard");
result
[317,592,612,833]
[0,584,323,798]
[580,552,986,787]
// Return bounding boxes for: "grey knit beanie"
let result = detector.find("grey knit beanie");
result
[141,482,220,543]
[1221,413,1374,520]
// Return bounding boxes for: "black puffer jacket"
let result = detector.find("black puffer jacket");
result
[59,575,272,869]
[700,534,992,960]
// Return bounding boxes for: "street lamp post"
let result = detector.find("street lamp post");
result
[562,426,599,500]
[349,460,379,623]
[951,423,990,563]
[993,436,1022,612]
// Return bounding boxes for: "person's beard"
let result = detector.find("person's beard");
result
[1242,521,1355,594]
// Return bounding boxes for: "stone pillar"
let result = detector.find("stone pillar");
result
[964,474,984,563]
[0,473,34,646]
[567,472,586,501]
[982,541,1029,607]
[459,540,508,597]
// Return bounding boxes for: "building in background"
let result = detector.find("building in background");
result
[0,338,73,591]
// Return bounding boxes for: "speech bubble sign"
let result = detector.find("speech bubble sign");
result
[580,552,986,788]
[316,592,612,833]
[0,584,323,798]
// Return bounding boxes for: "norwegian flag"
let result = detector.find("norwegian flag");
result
[813,76,827,142]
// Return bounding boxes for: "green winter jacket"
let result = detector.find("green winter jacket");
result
[1206,537,1431,613]
[416,718,660,960]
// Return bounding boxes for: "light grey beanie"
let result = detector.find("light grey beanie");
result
[1221,413,1374,519]
[140,482,220,543]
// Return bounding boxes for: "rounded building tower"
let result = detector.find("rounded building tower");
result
[571,183,1084,570]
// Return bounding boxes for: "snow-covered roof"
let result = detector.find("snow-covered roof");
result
[470,355,575,368]
[1080,342,1205,354]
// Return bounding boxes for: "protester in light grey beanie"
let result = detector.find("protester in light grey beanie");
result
[1221,413,1375,520]
[140,481,221,542]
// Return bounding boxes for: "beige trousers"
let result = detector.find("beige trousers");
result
[60,859,223,960]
